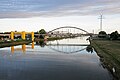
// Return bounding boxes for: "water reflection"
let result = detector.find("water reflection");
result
[10,37,93,54]
[0,37,113,80]
[86,45,93,53]
[34,40,92,54]
[47,45,87,54]
[11,42,34,53]
[47,37,90,45]
[10,40,91,55]
[36,40,46,47]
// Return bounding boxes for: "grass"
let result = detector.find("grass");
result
[91,40,120,80]
[0,40,32,48]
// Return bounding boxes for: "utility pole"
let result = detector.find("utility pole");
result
[98,14,104,31]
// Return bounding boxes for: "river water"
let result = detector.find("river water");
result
[0,36,113,80]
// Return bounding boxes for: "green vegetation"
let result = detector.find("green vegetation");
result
[36,40,46,47]
[0,40,31,48]
[91,40,120,80]
[110,31,119,40]
[98,31,107,38]
[86,45,93,53]
[96,30,120,40]
[39,29,46,34]
[35,29,47,39]
[99,31,107,35]
[91,30,120,79]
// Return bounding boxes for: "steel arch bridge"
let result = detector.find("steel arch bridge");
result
[48,26,90,34]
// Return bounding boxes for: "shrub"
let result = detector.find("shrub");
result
[110,31,119,40]
[39,29,46,34]
[98,31,107,38]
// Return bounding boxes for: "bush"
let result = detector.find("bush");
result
[110,31,119,40]
[39,29,46,34]
[39,35,44,39]
[98,31,107,38]
[99,31,107,35]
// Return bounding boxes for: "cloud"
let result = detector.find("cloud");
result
[0,0,120,18]
[47,0,120,16]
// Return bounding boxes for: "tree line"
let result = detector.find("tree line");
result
[98,31,120,40]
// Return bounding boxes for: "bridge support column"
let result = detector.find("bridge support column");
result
[11,31,14,40]
[22,31,26,40]
[31,32,34,41]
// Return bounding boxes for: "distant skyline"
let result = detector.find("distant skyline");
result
[0,0,120,33]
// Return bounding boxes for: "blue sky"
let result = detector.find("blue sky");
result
[0,0,120,33]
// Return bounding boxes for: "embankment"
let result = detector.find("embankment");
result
[0,40,31,48]
[91,40,120,80]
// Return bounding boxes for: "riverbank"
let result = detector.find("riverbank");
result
[0,37,73,48]
[91,40,120,80]
[0,40,32,48]
[35,37,67,41]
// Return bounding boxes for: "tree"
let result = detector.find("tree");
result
[98,31,107,38]
[110,31,119,40]
[99,31,107,35]
[39,29,46,34]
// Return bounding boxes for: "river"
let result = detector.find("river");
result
[0,36,113,80]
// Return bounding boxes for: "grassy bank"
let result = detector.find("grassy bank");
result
[0,40,32,48]
[91,40,120,80]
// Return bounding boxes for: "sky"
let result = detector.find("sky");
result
[0,0,120,33]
